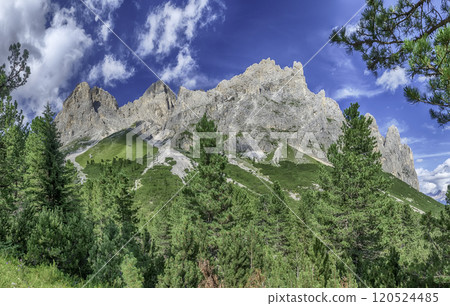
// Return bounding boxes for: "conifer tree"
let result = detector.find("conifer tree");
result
[218,227,251,287]
[22,104,69,212]
[81,163,137,286]
[0,99,27,242]
[421,186,450,287]
[11,104,92,276]
[331,0,449,124]
[308,103,396,285]
[158,213,202,287]
[0,43,30,243]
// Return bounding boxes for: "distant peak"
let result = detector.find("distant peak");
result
[144,80,171,97]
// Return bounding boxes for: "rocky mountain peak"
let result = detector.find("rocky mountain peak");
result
[365,114,419,189]
[56,59,420,190]
[386,125,401,143]
[90,86,119,111]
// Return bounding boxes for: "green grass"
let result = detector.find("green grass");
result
[133,165,184,228]
[224,164,271,195]
[387,174,444,216]
[253,160,444,216]
[77,134,444,217]
[0,254,79,288]
[255,161,321,192]
[61,136,92,156]
[75,129,158,168]
[83,159,147,182]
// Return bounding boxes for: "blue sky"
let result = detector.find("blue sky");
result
[0,0,448,201]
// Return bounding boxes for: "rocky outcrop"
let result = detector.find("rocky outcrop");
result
[366,114,419,189]
[55,58,419,189]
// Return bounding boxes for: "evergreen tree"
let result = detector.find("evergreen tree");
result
[330,0,449,124]
[0,99,27,242]
[158,114,254,287]
[120,253,144,288]
[9,103,92,277]
[308,103,396,285]
[81,163,137,286]
[218,227,251,287]
[0,43,31,98]
[22,104,69,212]
[421,186,450,287]
[158,213,202,287]
[0,43,30,243]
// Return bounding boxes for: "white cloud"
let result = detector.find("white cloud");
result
[137,0,215,57]
[401,137,425,145]
[160,46,197,88]
[0,1,93,117]
[84,0,124,42]
[333,87,384,100]
[375,66,409,92]
[334,66,409,101]
[136,0,224,88]
[88,54,135,87]
[416,158,424,163]
[415,151,450,159]
[416,158,450,202]
[345,23,359,35]
[380,118,408,135]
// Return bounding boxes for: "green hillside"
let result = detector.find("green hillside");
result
[76,135,444,216]
[75,129,158,168]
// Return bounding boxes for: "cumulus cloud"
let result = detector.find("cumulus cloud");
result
[137,0,225,88]
[160,47,197,87]
[88,54,135,86]
[333,87,384,100]
[334,66,409,100]
[416,158,450,202]
[137,0,217,56]
[375,66,409,92]
[0,1,93,117]
[84,0,124,42]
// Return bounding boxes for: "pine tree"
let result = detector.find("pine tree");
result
[81,162,137,286]
[158,213,202,287]
[6,103,93,277]
[0,43,30,243]
[120,253,144,288]
[330,1,449,124]
[218,227,251,287]
[22,104,69,212]
[421,186,450,287]
[0,99,27,242]
[158,114,255,287]
[309,103,396,285]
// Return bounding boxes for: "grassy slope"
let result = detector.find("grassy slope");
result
[0,254,79,288]
[76,136,444,217]
[75,130,158,168]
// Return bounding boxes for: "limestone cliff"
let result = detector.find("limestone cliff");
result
[55,58,419,189]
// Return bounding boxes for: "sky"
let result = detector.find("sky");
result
[0,0,449,202]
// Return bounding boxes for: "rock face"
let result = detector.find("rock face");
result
[366,114,419,189]
[55,58,419,189]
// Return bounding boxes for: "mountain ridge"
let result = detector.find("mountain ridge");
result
[55,58,420,190]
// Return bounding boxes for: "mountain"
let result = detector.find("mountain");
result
[55,58,419,190]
